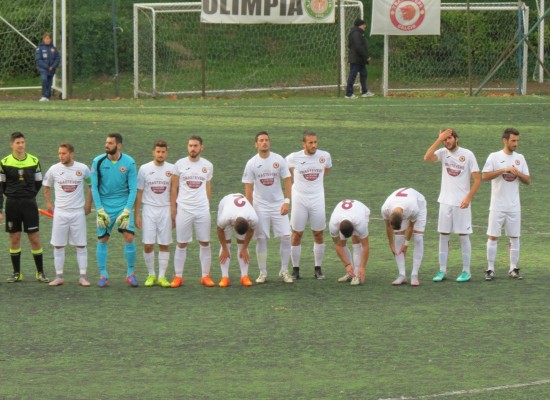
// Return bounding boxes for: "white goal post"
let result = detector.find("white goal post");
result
[382,2,529,96]
[0,0,67,98]
[133,1,364,97]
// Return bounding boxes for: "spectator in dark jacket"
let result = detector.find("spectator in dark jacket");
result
[35,32,60,102]
[345,19,374,99]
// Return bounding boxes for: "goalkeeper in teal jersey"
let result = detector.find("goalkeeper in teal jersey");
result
[90,133,138,287]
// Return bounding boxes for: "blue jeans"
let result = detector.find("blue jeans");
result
[346,64,367,96]
[40,71,54,98]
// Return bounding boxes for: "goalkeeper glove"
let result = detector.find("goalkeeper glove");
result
[116,209,131,230]
[97,208,110,229]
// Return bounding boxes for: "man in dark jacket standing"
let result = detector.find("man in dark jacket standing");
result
[345,19,374,99]
[35,32,60,102]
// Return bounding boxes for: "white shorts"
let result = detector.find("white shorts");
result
[254,206,291,239]
[487,210,521,237]
[141,204,173,245]
[438,203,473,235]
[50,208,87,247]
[290,195,326,232]
[176,206,211,243]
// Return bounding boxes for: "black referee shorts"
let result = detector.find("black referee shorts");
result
[5,197,40,233]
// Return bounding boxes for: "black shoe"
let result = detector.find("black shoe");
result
[314,266,326,280]
[291,267,300,280]
[509,268,523,280]
[485,270,495,281]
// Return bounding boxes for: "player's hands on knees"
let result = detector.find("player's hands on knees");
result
[116,209,131,230]
[97,208,110,229]
[239,248,250,264]
[219,247,230,264]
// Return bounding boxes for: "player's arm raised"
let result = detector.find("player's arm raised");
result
[424,129,452,162]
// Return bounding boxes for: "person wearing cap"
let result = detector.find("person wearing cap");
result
[345,18,373,99]
[424,129,481,283]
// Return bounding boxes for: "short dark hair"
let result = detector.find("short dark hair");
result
[302,130,317,142]
[234,217,250,235]
[503,127,520,139]
[154,140,168,149]
[255,131,269,142]
[10,131,25,142]
[59,142,75,153]
[390,211,403,231]
[189,135,203,145]
[107,133,123,144]
[339,220,354,238]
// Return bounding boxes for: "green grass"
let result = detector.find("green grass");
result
[1,95,550,399]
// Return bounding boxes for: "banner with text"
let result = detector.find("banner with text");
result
[371,0,440,35]
[201,0,335,23]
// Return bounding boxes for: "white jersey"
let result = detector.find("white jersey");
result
[137,161,174,207]
[482,150,529,212]
[42,161,91,210]
[381,188,423,222]
[329,200,370,239]
[242,152,290,208]
[217,193,258,230]
[435,147,479,207]
[286,149,332,198]
[172,157,213,211]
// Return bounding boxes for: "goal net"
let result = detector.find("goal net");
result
[383,2,529,95]
[0,0,66,97]
[133,1,363,97]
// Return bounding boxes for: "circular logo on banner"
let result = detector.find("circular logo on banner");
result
[305,0,335,20]
[390,0,426,31]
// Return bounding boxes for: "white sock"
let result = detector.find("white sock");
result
[174,246,187,277]
[256,238,268,275]
[509,237,520,271]
[279,235,291,273]
[487,239,497,271]
[220,244,230,277]
[143,251,155,275]
[76,247,87,275]
[290,245,301,268]
[352,243,362,276]
[53,247,65,275]
[237,243,248,276]
[439,234,450,273]
[200,244,212,277]
[412,234,424,276]
[460,235,471,273]
[313,243,325,267]
[158,251,169,278]
[394,235,406,276]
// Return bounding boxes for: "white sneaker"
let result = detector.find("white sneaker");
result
[361,91,375,98]
[410,274,420,286]
[338,273,352,283]
[350,276,361,286]
[255,272,267,284]
[345,94,357,99]
[39,97,49,102]
[279,271,294,284]
[392,275,408,286]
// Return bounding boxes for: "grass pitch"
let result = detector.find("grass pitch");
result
[1,95,550,399]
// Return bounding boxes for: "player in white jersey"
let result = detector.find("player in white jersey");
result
[381,188,427,286]
[242,131,293,284]
[135,140,174,288]
[216,193,258,287]
[329,200,370,286]
[170,136,214,288]
[286,130,332,280]
[43,143,92,286]
[482,128,530,281]
[424,129,480,283]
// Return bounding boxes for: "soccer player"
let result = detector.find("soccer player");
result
[43,143,92,286]
[286,130,332,280]
[170,136,214,288]
[135,140,174,288]
[424,129,481,282]
[0,131,48,283]
[242,131,293,284]
[216,193,258,287]
[381,188,427,286]
[329,200,370,286]
[90,133,138,288]
[482,128,530,281]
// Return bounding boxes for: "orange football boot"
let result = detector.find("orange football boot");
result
[240,275,253,287]
[218,277,230,287]
[170,276,183,288]
[201,275,215,287]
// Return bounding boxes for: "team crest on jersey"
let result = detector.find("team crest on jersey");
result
[459,156,465,162]
[165,171,171,177]
[76,170,82,176]
[515,160,520,165]
[273,162,280,169]
[319,157,325,164]
[120,166,127,173]
[202,167,207,173]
